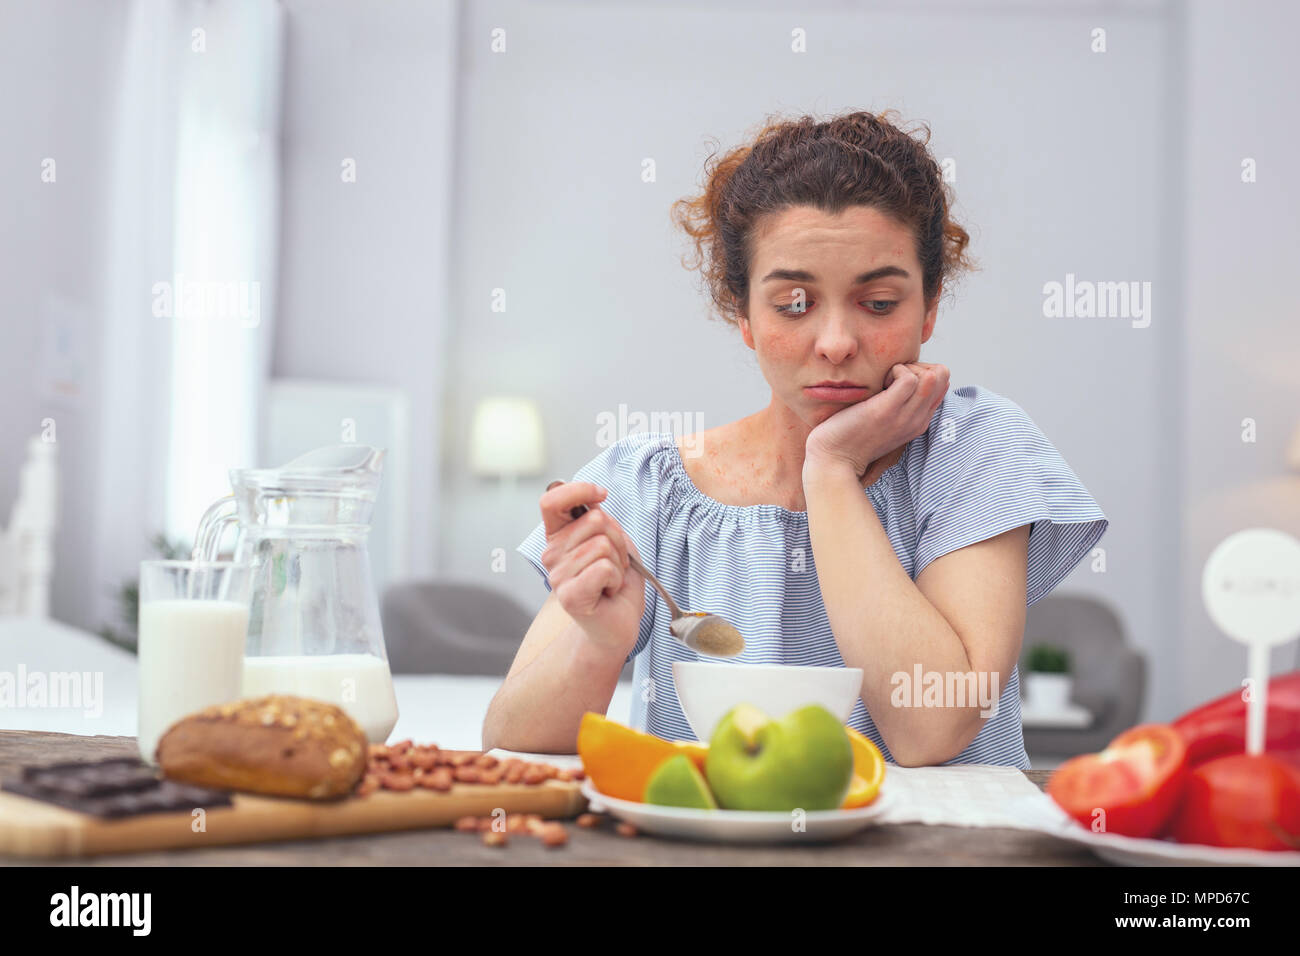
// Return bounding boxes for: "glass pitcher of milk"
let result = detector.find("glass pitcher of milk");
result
[193,444,398,743]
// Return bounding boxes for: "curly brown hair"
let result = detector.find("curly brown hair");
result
[671,109,977,328]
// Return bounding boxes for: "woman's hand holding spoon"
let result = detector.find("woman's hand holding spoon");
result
[544,480,745,658]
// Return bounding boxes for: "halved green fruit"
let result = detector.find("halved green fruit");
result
[643,753,718,809]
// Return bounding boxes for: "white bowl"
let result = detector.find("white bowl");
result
[671,662,863,742]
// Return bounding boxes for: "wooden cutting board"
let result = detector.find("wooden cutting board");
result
[0,779,588,859]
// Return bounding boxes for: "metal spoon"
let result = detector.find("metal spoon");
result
[547,481,746,658]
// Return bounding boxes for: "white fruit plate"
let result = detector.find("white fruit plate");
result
[1044,822,1300,867]
[579,778,894,844]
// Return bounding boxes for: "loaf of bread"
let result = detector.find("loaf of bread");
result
[156,695,369,799]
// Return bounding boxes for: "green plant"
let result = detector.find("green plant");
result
[1025,643,1071,675]
[97,533,190,655]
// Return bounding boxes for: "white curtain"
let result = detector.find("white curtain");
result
[93,0,283,625]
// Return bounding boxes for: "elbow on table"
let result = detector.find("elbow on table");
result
[886,714,985,768]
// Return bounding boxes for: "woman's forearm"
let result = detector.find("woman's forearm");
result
[802,457,982,765]
[481,619,628,753]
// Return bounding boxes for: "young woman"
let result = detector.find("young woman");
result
[485,110,1108,768]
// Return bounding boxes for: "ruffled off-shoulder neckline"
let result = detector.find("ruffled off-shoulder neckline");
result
[651,432,909,525]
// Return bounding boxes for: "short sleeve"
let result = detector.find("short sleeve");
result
[912,387,1109,608]
[515,433,664,664]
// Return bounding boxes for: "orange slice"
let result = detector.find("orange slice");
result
[842,726,887,808]
[577,712,709,802]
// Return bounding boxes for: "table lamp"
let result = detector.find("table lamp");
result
[469,397,545,489]
[1287,419,1300,474]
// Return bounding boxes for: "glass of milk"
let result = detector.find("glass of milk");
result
[136,560,252,763]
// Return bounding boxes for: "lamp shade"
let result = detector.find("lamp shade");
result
[469,397,545,476]
[1288,420,1300,473]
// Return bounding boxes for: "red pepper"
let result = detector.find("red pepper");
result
[1172,670,1300,769]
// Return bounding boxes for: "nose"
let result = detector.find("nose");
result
[813,308,859,364]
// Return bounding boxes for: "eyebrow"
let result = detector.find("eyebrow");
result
[760,266,911,284]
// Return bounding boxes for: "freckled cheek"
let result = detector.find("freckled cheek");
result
[870,328,914,371]
[754,326,804,368]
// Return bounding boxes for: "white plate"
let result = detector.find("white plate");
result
[580,778,894,844]
[1046,822,1300,867]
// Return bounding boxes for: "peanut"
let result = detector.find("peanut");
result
[615,822,638,838]
[409,750,438,771]
[482,830,507,847]
[381,772,415,791]
[454,766,482,784]
[539,823,568,847]
[387,754,410,773]
[576,813,604,828]
[416,772,445,790]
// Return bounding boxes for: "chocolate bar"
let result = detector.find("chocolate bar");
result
[3,756,234,819]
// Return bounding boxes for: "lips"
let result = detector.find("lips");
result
[803,383,871,402]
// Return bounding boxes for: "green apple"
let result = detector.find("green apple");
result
[643,754,718,809]
[705,702,853,811]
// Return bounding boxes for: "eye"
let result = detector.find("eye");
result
[772,299,899,316]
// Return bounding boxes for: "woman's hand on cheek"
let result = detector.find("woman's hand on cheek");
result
[804,362,950,481]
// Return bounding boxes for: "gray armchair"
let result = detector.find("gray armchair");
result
[1019,594,1146,757]
[381,578,641,680]
[381,579,535,675]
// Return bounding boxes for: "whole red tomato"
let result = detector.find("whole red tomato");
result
[1047,724,1188,838]
[1169,753,1300,852]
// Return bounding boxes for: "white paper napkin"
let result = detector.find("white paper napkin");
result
[869,763,1077,832]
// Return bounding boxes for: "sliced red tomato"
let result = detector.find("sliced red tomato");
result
[1169,753,1300,852]
[1047,724,1188,838]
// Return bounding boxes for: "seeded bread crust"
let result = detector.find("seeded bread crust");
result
[156,695,368,799]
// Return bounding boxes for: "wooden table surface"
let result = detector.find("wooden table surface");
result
[0,730,1105,866]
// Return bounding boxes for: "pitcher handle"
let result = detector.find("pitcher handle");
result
[192,495,240,562]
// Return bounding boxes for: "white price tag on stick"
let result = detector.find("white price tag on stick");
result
[1201,529,1300,755]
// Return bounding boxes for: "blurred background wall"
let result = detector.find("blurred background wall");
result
[2,0,1298,723]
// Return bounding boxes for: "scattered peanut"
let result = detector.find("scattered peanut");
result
[539,823,568,847]
[615,822,638,838]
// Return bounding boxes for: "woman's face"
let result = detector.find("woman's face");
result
[739,204,938,427]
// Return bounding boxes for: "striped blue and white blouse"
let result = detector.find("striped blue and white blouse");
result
[516,384,1108,768]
